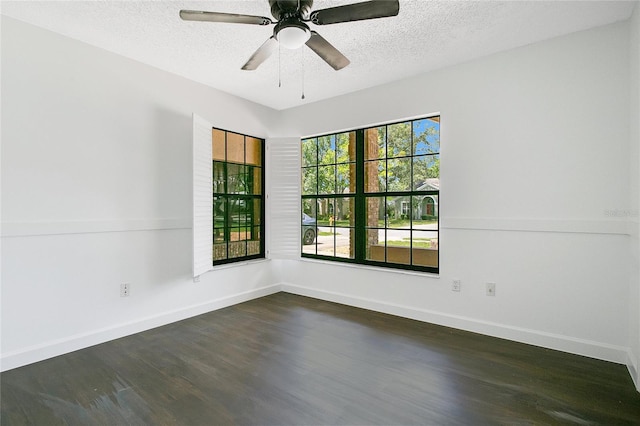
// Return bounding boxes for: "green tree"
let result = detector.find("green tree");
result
[302,136,337,220]
[302,139,316,195]
[302,122,438,219]
[384,121,439,191]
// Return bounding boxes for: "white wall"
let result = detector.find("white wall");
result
[275,21,633,364]
[629,2,640,390]
[0,17,281,371]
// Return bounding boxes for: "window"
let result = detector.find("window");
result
[212,128,265,265]
[301,116,440,273]
[401,201,409,216]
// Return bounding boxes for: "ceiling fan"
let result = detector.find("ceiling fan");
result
[180,0,400,71]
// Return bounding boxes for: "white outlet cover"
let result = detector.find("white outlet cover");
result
[120,283,130,297]
[486,283,496,296]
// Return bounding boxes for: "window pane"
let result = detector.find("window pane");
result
[386,229,411,265]
[229,197,246,228]
[212,129,226,161]
[302,203,317,252]
[244,166,261,195]
[412,230,438,268]
[387,157,411,192]
[336,163,354,195]
[387,122,411,157]
[413,155,440,190]
[336,132,354,163]
[365,196,385,228]
[248,198,261,226]
[317,226,335,257]
[228,241,247,258]
[387,196,411,225]
[413,195,438,224]
[302,225,317,254]
[214,230,225,244]
[302,198,317,219]
[247,228,261,256]
[335,227,354,259]
[365,195,384,262]
[226,132,244,164]
[214,196,226,229]
[246,137,262,166]
[213,162,225,194]
[214,243,227,261]
[231,227,248,241]
[252,226,262,241]
[335,197,354,227]
[366,228,385,262]
[317,165,336,194]
[365,160,385,193]
[302,167,317,195]
[413,118,440,155]
[317,198,335,226]
[364,126,385,160]
[318,135,336,165]
[302,138,318,167]
[227,164,246,194]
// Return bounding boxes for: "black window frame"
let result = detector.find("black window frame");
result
[301,116,440,274]
[212,127,265,266]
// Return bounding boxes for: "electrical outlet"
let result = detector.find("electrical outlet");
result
[452,280,461,292]
[193,276,200,283]
[486,282,496,296]
[120,283,130,297]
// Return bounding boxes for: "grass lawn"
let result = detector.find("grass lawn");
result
[384,219,437,227]
[386,240,434,249]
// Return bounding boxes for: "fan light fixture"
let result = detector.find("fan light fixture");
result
[180,0,400,71]
[275,21,310,49]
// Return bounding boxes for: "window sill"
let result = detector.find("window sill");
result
[212,258,270,271]
[297,256,440,279]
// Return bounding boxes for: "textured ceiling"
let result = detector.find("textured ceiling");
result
[1,1,636,110]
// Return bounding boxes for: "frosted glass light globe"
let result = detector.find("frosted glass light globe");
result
[277,25,311,49]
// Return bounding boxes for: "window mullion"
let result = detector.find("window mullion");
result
[355,129,365,261]
[223,136,230,258]
[410,122,414,266]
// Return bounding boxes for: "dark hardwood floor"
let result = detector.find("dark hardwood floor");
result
[2,292,640,425]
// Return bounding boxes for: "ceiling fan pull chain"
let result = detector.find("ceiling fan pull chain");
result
[301,47,305,100]
[278,43,282,88]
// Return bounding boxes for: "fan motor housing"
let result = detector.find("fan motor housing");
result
[269,0,313,20]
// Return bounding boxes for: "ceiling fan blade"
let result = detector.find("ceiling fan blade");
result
[305,31,350,71]
[310,0,399,25]
[180,10,272,26]
[242,37,279,70]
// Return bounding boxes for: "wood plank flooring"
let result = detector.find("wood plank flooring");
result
[2,292,640,425]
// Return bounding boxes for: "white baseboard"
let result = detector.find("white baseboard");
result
[280,282,629,365]
[3,281,634,387]
[0,284,280,372]
[627,349,640,391]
